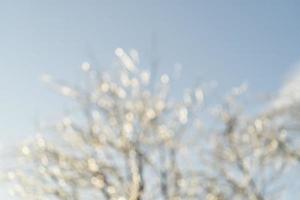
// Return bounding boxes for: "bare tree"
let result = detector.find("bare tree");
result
[5,49,300,200]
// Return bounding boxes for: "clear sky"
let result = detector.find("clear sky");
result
[1,0,300,199]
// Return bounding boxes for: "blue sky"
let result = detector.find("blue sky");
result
[1,0,300,198]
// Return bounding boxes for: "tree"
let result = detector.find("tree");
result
[5,49,300,200]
